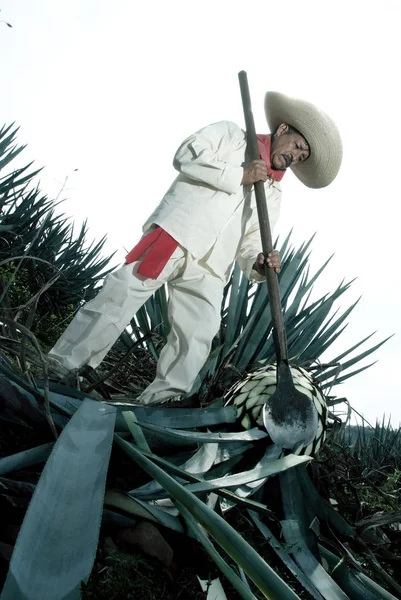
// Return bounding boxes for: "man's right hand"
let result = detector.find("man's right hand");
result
[241,160,268,185]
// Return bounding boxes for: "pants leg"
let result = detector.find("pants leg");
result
[138,255,225,404]
[48,248,185,370]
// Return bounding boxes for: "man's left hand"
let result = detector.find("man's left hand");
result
[253,250,281,276]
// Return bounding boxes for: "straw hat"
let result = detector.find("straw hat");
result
[265,91,343,189]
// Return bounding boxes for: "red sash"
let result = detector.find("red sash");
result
[125,226,179,279]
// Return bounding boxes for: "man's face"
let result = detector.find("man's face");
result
[270,123,310,170]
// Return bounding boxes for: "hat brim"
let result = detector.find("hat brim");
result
[265,92,343,189]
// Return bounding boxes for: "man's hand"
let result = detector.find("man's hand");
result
[253,250,281,275]
[242,160,268,185]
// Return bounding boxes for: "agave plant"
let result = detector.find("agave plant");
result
[131,234,390,406]
[0,124,399,600]
[0,238,396,599]
[0,123,115,348]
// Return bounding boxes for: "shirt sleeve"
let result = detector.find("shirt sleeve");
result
[172,121,245,194]
[236,185,282,282]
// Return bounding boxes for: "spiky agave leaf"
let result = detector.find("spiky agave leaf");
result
[225,364,328,456]
[0,123,115,348]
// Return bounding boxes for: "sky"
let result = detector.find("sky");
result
[1,0,400,424]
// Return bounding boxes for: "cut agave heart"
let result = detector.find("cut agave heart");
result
[224,364,328,456]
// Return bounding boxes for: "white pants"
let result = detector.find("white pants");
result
[48,247,225,404]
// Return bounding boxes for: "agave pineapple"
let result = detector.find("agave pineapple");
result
[225,364,327,456]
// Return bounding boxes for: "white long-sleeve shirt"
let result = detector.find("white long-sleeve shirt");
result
[142,121,282,282]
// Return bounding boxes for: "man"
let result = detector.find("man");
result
[49,91,342,404]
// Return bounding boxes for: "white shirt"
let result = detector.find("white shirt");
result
[142,121,282,282]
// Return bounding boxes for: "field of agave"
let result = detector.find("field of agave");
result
[0,124,400,600]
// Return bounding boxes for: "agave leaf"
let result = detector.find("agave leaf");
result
[301,254,334,295]
[114,434,302,599]
[318,336,392,384]
[319,545,398,600]
[122,410,151,452]
[1,399,116,600]
[127,445,275,516]
[231,445,282,499]
[249,511,324,600]
[137,421,268,444]
[131,308,159,360]
[44,386,237,429]
[279,467,351,599]
[302,298,360,360]
[182,442,219,473]
[232,274,253,344]
[321,362,378,388]
[222,262,242,356]
[288,299,335,358]
[102,507,137,529]
[104,489,185,534]
[282,269,311,324]
[214,440,255,464]
[185,454,311,494]
[323,332,376,366]
[0,375,49,429]
[0,443,54,476]
[197,577,229,600]
[131,443,219,499]
[280,519,349,600]
[297,469,355,539]
[177,501,258,600]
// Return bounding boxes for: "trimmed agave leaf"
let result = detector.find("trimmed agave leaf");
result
[127,446,276,516]
[122,410,151,452]
[278,468,350,599]
[319,545,398,600]
[42,385,237,430]
[214,441,255,464]
[104,489,185,534]
[280,519,349,600]
[114,435,302,600]
[0,367,51,417]
[177,502,258,600]
[197,577,228,600]
[131,443,218,499]
[137,421,269,444]
[129,404,237,429]
[1,399,116,600]
[184,454,311,494]
[102,508,137,529]
[0,443,54,476]
[296,468,355,540]
[182,442,219,473]
[249,511,323,600]
[0,375,50,430]
[231,445,282,500]
[47,392,81,417]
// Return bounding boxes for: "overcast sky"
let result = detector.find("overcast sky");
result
[1,0,400,424]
